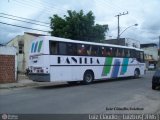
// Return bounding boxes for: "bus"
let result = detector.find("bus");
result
[28,36,145,84]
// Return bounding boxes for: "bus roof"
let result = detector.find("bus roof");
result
[37,36,143,51]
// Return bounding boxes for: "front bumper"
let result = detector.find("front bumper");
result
[28,73,50,82]
[152,77,160,86]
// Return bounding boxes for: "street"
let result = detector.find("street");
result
[0,71,159,114]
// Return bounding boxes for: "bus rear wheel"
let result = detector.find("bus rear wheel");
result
[82,71,94,85]
[134,69,140,78]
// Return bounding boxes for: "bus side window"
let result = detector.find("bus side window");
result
[101,47,107,56]
[124,49,130,57]
[140,52,144,62]
[115,48,119,57]
[67,43,77,55]
[106,47,112,56]
[59,42,67,55]
[118,48,122,57]
[138,51,144,62]
[91,45,99,56]
[49,41,58,55]
[135,51,142,62]
[127,49,131,57]
[131,49,136,58]
[121,49,125,57]
[78,44,86,55]
[86,45,91,55]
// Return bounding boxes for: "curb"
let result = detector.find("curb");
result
[0,82,39,89]
[0,81,67,89]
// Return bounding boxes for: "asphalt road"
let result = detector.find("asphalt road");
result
[0,71,159,114]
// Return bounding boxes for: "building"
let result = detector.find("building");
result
[0,45,17,83]
[104,38,140,48]
[140,43,158,68]
[7,32,46,73]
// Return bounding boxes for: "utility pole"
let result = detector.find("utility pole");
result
[159,36,160,49]
[115,11,128,40]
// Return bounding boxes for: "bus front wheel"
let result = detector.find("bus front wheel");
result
[82,71,94,85]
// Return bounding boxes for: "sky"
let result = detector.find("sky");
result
[0,0,160,45]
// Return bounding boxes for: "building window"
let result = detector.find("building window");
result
[18,41,24,54]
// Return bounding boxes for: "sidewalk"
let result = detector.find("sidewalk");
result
[0,74,39,89]
[0,74,67,89]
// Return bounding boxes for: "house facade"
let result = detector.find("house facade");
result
[7,32,46,73]
[140,43,158,68]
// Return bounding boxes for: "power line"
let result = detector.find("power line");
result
[0,15,50,27]
[0,21,50,33]
[100,0,143,23]
[13,0,66,16]
[0,12,50,25]
[26,0,67,14]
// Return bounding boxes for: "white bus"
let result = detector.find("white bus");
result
[28,36,145,84]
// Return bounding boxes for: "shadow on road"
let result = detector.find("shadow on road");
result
[34,77,142,90]
[34,83,82,89]
[93,76,142,84]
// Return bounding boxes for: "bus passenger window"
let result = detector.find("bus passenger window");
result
[78,44,85,55]
[115,48,119,57]
[140,52,144,62]
[124,49,130,57]
[59,42,67,55]
[86,45,91,55]
[67,43,77,55]
[101,47,107,56]
[91,46,98,56]
[136,51,141,62]
[106,47,112,56]
[49,41,57,55]
[121,49,125,57]
[118,49,122,57]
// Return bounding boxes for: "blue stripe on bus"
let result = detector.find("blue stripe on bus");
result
[34,42,38,52]
[31,43,35,53]
[111,59,121,78]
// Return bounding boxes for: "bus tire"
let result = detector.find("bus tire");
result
[134,68,140,78]
[82,70,94,85]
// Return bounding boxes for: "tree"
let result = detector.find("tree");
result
[50,10,109,42]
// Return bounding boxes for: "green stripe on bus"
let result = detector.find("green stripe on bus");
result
[38,40,43,52]
[102,57,113,76]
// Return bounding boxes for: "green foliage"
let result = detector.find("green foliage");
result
[50,10,109,42]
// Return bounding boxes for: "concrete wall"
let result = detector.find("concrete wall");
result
[0,46,17,83]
